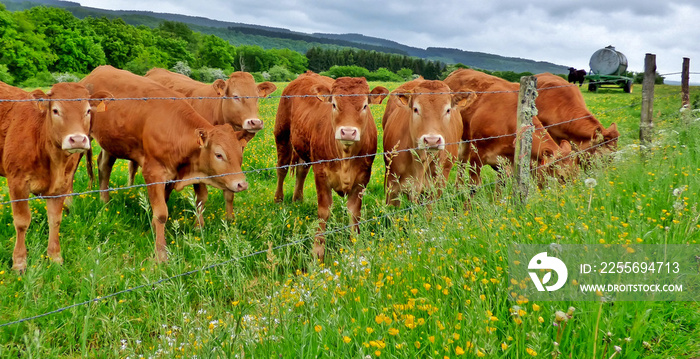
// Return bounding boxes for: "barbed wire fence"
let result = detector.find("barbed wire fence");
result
[0,72,693,329]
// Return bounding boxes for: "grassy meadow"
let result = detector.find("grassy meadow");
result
[0,81,699,358]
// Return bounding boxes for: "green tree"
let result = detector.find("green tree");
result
[198,34,234,69]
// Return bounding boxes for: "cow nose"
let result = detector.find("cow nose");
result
[230,180,249,193]
[63,134,90,152]
[338,127,359,142]
[244,118,264,132]
[420,134,444,149]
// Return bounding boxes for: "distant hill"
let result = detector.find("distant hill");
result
[2,0,569,74]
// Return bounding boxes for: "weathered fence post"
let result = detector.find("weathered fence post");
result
[514,75,537,204]
[640,53,656,151]
[681,57,691,126]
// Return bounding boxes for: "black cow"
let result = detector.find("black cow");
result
[568,68,587,86]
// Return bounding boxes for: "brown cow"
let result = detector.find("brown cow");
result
[80,66,249,262]
[443,69,576,185]
[0,81,110,271]
[535,72,619,156]
[144,68,276,221]
[274,71,388,260]
[382,78,475,205]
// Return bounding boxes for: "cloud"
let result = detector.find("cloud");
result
[78,0,700,81]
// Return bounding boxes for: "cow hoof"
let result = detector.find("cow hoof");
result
[11,261,27,273]
[274,195,283,203]
[312,245,325,263]
[48,254,64,265]
[154,250,168,263]
[100,193,110,203]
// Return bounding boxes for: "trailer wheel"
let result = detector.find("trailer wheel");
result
[588,83,598,92]
[624,80,632,93]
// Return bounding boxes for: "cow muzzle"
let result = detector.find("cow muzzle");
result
[418,134,445,151]
[335,126,361,146]
[228,179,249,193]
[62,134,91,153]
[243,118,264,133]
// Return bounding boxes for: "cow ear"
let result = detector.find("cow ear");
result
[236,130,253,149]
[603,123,618,139]
[30,89,49,112]
[453,89,477,108]
[395,90,412,108]
[257,82,277,98]
[195,128,209,148]
[559,140,572,154]
[212,79,227,96]
[369,86,389,104]
[89,90,113,113]
[312,84,331,103]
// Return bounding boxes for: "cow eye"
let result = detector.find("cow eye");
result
[446,108,451,114]
[363,104,368,110]
[332,103,337,110]
[413,107,419,114]
[86,108,91,115]
[215,153,224,160]
[52,108,59,115]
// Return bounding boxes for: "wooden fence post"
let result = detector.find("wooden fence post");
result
[514,75,537,204]
[681,57,691,126]
[640,53,656,150]
[682,57,690,108]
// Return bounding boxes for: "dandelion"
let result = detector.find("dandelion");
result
[388,328,399,336]
[526,347,537,356]
[455,346,465,355]
[585,178,597,212]
[314,325,322,333]
[343,336,351,344]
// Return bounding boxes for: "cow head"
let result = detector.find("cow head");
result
[31,83,110,154]
[538,140,578,183]
[194,125,249,193]
[592,123,620,156]
[395,81,476,152]
[216,72,276,133]
[313,77,388,151]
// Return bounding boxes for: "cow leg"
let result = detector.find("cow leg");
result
[97,149,117,202]
[313,169,332,262]
[142,166,170,263]
[192,184,208,227]
[347,185,363,233]
[293,163,310,202]
[223,190,235,220]
[46,196,65,265]
[9,185,31,272]
[274,135,292,203]
[128,160,139,186]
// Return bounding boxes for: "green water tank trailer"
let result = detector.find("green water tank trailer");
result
[585,45,633,93]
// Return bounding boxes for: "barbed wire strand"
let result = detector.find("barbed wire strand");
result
[0,87,667,329]
[0,84,669,207]
[0,123,631,329]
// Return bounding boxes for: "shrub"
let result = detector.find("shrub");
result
[0,65,15,85]
[19,71,55,88]
[366,68,402,82]
[191,67,227,83]
[171,61,192,77]
[250,72,265,82]
[321,65,370,79]
[52,72,81,83]
[266,65,295,82]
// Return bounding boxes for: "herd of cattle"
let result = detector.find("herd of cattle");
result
[0,66,619,270]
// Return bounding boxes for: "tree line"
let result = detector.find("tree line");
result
[0,4,445,86]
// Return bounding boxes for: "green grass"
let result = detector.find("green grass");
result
[0,82,699,358]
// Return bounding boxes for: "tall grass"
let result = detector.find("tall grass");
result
[0,82,698,357]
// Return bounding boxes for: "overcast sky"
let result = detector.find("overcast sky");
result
[78,0,699,83]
